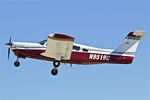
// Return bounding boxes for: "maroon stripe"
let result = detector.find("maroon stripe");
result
[70,51,134,64]
[48,34,74,41]
[12,49,134,64]
[127,32,134,36]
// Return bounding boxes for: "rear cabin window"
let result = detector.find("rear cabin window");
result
[83,48,88,52]
[73,46,80,51]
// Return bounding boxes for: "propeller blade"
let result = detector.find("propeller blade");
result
[5,42,12,46]
[8,48,10,60]
[9,37,11,43]
[5,43,9,45]
[6,37,12,60]
[5,37,12,47]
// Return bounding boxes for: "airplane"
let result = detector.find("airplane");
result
[5,30,146,76]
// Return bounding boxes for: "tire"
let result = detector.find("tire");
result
[14,61,20,67]
[53,60,60,67]
[51,68,58,76]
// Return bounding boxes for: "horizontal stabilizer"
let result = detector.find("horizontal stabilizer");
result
[127,30,146,40]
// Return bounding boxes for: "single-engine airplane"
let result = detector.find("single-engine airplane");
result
[6,30,145,76]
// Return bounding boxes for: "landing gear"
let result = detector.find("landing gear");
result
[53,60,60,67]
[51,68,58,76]
[14,61,20,67]
[51,60,60,76]
[14,57,20,67]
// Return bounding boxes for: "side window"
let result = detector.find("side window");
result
[83,48,88,52]
[73,46,80,51]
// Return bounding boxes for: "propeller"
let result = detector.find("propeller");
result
[5,37,12,60]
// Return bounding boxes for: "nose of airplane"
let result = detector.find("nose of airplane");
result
[5,37,13,48]
[5,37,13,60]
[5,42,13,48]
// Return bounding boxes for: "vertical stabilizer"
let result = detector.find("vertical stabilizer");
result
[114,30,146,57]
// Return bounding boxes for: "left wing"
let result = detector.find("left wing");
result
[41,33,74,61]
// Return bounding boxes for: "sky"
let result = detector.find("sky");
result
[0,0,150,100]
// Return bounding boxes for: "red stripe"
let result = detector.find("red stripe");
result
[48,34,74,41]
[12,49,134,64]
[70,51,134,64]
[127,32,135,36]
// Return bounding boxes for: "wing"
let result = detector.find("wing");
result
[41,33,74,61]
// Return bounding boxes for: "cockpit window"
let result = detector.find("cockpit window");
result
[39,39,47,45]
[83,48,88,52]
[73,45,80,51]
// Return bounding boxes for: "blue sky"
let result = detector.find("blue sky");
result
[0,0,150,100]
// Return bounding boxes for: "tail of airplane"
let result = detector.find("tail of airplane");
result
[114,30,146,58]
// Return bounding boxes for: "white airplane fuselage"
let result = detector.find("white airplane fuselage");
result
[10,41,134,64]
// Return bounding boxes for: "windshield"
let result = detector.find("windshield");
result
[39,39,47,45]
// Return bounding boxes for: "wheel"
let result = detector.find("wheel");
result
[53,60,60,67]
[14,61,20,67]
[51,68,58,76]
